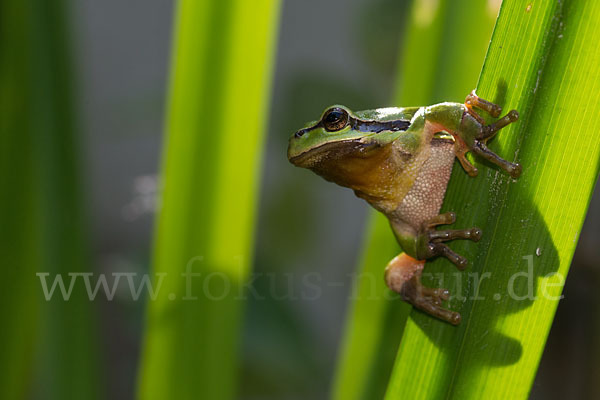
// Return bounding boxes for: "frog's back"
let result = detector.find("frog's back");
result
[353,106,421,122]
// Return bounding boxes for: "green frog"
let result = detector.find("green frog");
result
[287,91,521,325]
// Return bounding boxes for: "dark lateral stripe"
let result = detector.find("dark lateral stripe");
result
[350,117,411,133]
[294,117,411,138]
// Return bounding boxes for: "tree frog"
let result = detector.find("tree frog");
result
[288,91,521,325]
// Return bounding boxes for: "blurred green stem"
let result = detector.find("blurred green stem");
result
[0,0,101,399]
[137,0,281,399]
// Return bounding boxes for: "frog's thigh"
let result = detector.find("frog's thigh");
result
[385,253,425,293]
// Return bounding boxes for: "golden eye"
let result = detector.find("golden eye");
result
[322,107,349,132]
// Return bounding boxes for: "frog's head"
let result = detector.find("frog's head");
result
[287,105,409,169]
[287,106,357,167]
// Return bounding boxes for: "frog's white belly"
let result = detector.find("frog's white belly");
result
[395,140,455,228]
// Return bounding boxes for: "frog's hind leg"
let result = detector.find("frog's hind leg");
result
[417,212,482,270]
[385,253,461,325]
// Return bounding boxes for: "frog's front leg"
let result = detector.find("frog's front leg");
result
[385,253,461,325]
[454,91,521,178]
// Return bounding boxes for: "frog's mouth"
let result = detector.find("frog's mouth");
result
[288,138,376,168]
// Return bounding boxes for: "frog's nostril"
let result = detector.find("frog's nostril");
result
[295,128,309,138]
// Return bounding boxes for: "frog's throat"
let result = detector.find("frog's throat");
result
[288,138,373,168]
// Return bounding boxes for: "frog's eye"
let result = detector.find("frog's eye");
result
[322,108,349,132]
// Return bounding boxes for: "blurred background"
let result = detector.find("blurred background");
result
[3,0,598,398]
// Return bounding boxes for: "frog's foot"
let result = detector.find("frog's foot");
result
[417,212,481,270]
[455,91,522,178]
[385,253,461,325]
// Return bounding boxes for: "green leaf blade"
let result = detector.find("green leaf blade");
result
[331,1,498,399]
[386,1,600,399]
